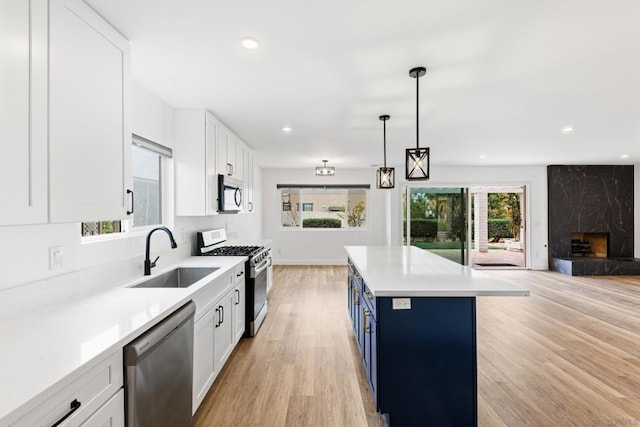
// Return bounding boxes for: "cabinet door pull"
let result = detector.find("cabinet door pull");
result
[365,291,373,300]
[52,399,81,427]
[364,309,371,334]
[220,305,224,324]
[227,163,233,176]
[235,289,240,305]
[126,189,134,215]
[215,308,219,328]
[353,288,359,305]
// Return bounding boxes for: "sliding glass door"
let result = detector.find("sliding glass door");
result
[403,187,469,265]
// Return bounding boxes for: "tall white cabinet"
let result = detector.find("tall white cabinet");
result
[0,0,132,225]
[48,0,131,222]
[0,0,48,225]
[174,110,219,216]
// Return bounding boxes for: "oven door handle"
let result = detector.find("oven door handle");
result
[254,258,270,274]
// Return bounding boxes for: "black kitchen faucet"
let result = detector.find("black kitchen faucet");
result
[144,226,178,275]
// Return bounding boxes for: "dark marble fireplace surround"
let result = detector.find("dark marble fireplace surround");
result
[548,165,639,275]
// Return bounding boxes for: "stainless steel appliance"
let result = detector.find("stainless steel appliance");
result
[124,301,195,427]
[196,229,271,336]
[217,174,243,213]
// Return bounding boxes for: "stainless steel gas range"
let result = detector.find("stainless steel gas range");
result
[196,229,271,336]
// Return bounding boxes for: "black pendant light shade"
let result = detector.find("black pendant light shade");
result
[376,115,394,189]
[405,66,430,180]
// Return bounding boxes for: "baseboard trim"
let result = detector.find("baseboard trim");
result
[274,259,347,266]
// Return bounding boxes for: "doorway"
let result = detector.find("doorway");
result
[403,187,469,265]
[469,186,526,269]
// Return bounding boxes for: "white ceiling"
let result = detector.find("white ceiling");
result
[87,0,640,169]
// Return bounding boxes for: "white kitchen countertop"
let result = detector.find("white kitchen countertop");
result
[345,246,529,297]
[0,256,246,425]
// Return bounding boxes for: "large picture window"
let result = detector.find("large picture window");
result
[279,185,369,229]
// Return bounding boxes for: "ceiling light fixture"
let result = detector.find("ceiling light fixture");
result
[315,160,335,176]
[561,126,574,134]
[620,154,630,159]
[241,37,260,50]
[405,66,430,180]
[281,126,292,133]
[376,115,394,189]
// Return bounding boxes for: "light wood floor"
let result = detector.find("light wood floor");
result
[194,266,640,427]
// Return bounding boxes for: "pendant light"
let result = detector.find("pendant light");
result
[315,159,335,176]
[405,66,430,180]
[376,115,394,189]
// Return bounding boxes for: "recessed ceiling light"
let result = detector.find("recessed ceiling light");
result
[281,126,292,133]
[620,154,630,159]
[561,126,574,134]
[479,154,487,159]
[241,37,260,50]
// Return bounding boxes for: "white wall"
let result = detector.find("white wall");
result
[262,164,548,269]
[0,82,261,291]
[262,168,387,265]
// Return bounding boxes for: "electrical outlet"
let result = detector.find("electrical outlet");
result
[392,298,411,310]
[49,246,63,270]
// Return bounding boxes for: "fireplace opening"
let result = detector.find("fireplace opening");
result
[571,232,609,258]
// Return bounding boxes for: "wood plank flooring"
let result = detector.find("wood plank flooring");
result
[194,266,640,427]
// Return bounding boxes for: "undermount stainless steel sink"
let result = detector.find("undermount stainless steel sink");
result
[131,267,218,289]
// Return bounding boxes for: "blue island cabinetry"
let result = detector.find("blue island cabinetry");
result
[348,257,477,426]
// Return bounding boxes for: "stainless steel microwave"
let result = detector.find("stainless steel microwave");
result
[218,174,243,213]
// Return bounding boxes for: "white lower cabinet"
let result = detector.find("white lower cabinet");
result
[193,308,216,413]
[213,291,234,370]
[79,389,124,427]
[233,280,246,343]
[11,349,123,427]
[192,265,246,414]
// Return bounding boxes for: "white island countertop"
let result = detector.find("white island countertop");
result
[345,246,529,297]
[0,256,246,425]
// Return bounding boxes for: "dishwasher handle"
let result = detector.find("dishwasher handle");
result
[124,301,195,364]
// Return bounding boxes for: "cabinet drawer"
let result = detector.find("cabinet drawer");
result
[361,281,376,320]
[233,262,246,285]
[192,271,233,320]
[12,349,123,427]
[79,388,124,427]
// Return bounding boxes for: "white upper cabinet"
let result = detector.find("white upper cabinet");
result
[0,0,48,225]
[234,136,244,182]
[216,124,232,177]
[48,0,132,222]
[174,109,219,216]
[245,150,255,213]
[174,109,256,216]
[217,125,246,182]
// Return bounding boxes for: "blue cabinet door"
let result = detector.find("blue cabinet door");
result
[347,268,353,322]
[362,303,378,406]
[369,314,377,404]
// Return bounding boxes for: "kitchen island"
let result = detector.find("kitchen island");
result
[345,245,529,427]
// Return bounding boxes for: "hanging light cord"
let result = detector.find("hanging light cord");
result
[383,119,387,168]
[416,71,420,150]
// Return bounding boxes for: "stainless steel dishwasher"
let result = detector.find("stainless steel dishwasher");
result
[124,301,195,427]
